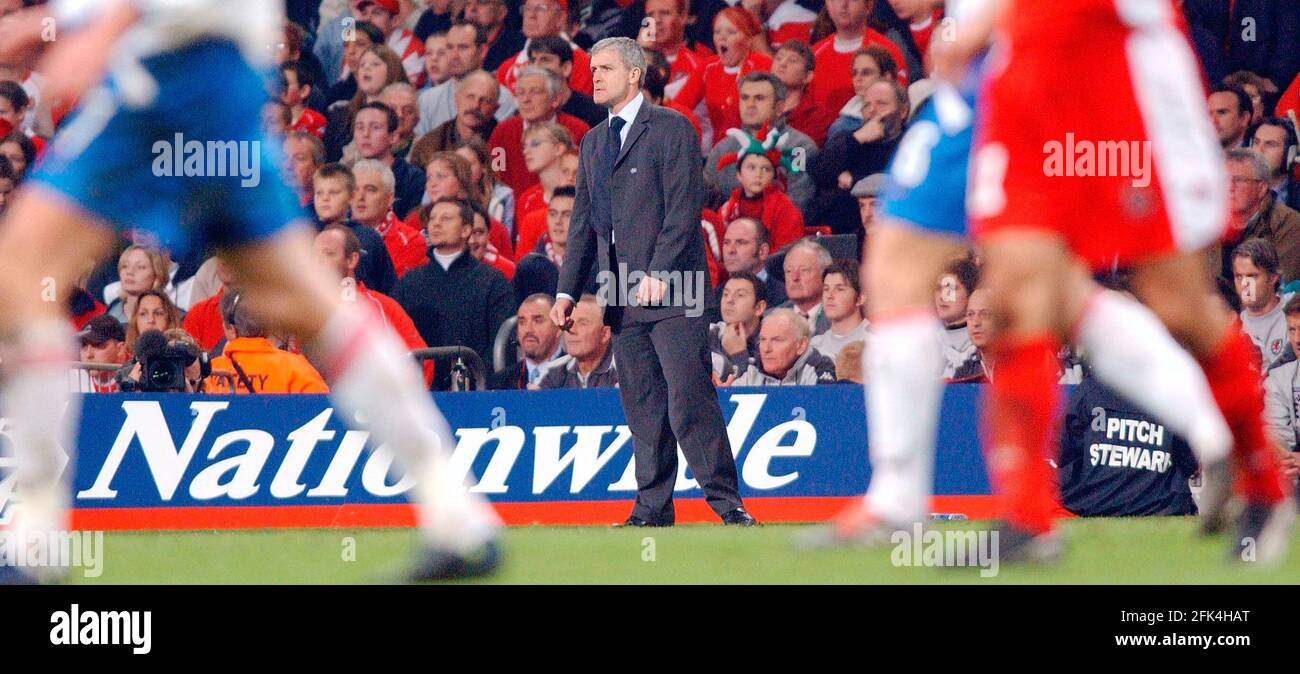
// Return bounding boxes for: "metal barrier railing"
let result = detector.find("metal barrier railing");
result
[410,347,488,392]
[67,362,235,392]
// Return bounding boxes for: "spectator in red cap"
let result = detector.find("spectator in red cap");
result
[354,0,429,88]
[497,0,594,97]
[811,0,910,115]
[488,66,589,194]
[75,315,128,393]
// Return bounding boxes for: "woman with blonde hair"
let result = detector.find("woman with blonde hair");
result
[105,245,169,324]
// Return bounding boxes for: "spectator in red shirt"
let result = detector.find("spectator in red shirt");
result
[467,201,516,281]
[182,258,238,353]
[497,0,593,97]
[313,224,434,387]
[280,62,327,139]
[718,149,805,252]
[811,0,910,115]
[488,66,590,194]
[641,47,702,141]
[885,0,943,71]
[750,0,819,47]
[513,121,576,245]
[772,40,836,147]
[640,0,713,108]
[352,158,429,277]
[679,7,773,148]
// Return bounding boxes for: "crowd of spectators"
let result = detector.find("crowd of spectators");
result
[0,0,1295,416]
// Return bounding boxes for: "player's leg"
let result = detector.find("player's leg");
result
[1130,251,1292,558]
[976,231,1080,548]
[837,220,964,538]
[0,187,115,578]
[219,227,501,579]
[1068,283,1233,470]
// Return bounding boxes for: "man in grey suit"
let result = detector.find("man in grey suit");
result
[549,37,755,527]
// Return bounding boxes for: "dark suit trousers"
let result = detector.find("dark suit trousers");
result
[613,311,744,524]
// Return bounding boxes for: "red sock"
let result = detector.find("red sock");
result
[982,333,1062,535]
[1197,328,1287,504]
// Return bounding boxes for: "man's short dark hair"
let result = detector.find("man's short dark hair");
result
[776,40,816,73]
[1251,116,1299,164]
[0,80,29,112]
[356,101,399,133]
[551,185,577,200]
[219,292,266,338]
[0,131,36,169]
[1232,237,1281,278]
[824,259,861,297]
[1284,294,1300,318]
[351,20,387,48]
[738,71,787,104]
[450,19,484,45]
[944,257,979,295]
[279,60,313,89]
[642,48,671,100]
[0,155,15,183]
[315,162,356,192]
[432,196,475,227]
[323,223,362,260]
[466,197,490,228]
[726,271,768,305]
[528,35,574,65]
[855,45,898,80]
[1210,84,1253,116]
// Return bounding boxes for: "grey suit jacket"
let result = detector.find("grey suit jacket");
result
[558,100,708,326]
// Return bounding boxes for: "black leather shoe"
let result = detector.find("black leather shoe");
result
[406,540,502,582]
[616,516,672,527]
[721,508,757,526]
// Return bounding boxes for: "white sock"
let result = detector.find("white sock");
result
[2,318,78,542]
[315,307,499,552]
[862,311,946,524]
[1074,290,1231,464]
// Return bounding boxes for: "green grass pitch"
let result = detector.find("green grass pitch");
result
[66,518,1300,584]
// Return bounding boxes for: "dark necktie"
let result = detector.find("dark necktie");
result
[592,116,626,239]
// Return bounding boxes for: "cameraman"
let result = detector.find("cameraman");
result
[117,328,210,393]
[206,292,329,394]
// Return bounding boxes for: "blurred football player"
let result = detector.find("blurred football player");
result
[803,0,1269,563]
[968,0,1292,561]
[0,0,500,582]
